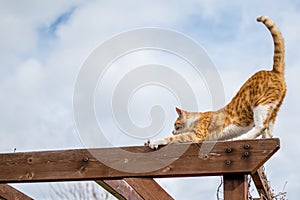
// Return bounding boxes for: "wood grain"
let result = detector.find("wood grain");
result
[96,179,143,200]
[224,174,248,200]
[0,139,279,183]
[0,184,33,200]
[251,166,273,199]
[124,178,173,200]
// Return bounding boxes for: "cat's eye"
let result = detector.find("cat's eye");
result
[175,123,183,130]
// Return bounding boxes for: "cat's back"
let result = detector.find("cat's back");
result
[246,70,285,89]
[230,69,286,108]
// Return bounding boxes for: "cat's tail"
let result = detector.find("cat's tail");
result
[257,16,285,74]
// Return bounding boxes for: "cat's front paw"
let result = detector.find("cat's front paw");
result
[145,140,159,150]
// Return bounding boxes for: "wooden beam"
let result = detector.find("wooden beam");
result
[0,184,33,200]
[124,178,173,200]
[96,180,143,200]
[223,174,248,200]
[251,166,273,199]
[0,139,279,183]
[96,178,173,200]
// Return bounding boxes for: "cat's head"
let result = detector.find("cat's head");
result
[172,107,194,135]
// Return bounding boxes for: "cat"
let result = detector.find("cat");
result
[146,15,286,150]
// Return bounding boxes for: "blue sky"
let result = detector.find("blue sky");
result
[1,0,300,199]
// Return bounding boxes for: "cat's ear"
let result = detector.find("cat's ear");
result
[175,107,184,117]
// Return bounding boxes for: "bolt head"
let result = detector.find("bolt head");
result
[243,151,250,157]
[82,157,89,162]
[225,160,232,165]
[226,148,232,153]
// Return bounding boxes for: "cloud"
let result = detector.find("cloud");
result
[0,1,86,152]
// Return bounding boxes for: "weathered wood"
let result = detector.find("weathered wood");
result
[251,166,273,199]
[98,178,173,200]
[96,180,143,200]
[223,174,248,200]
[0,184,33,200]
[0,139,279,183]
[124,178,174,200]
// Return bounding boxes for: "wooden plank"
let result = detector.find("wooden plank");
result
[96,180,143,200]
[96,178,173,200]
[251,166,273,199]
[0,139,279,183]
[0,184,33,200]
[124,178,174,200]
[223,174,248,200]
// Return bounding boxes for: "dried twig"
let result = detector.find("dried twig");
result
[216,176,223,200]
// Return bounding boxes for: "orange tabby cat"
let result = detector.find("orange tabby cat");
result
[147,16,286,149]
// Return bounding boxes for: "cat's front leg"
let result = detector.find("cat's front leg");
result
[145,139,169,150]
[146,132,200,150]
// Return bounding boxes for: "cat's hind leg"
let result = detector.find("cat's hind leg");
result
[262,102,281,138]
[238,104,275,140]
[262,122,274,138]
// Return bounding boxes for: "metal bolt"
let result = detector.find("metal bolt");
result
[226,148,232,153]
[82,157,89,162]
[243,151,250,157]
[225,160,232,165]
[244,144,250,149]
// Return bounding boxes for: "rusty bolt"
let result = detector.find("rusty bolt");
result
[244,144,250,149]
[226,148,232,153]
[243,151,250,157]
[82,157,89,162]
[225,160,232,165]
